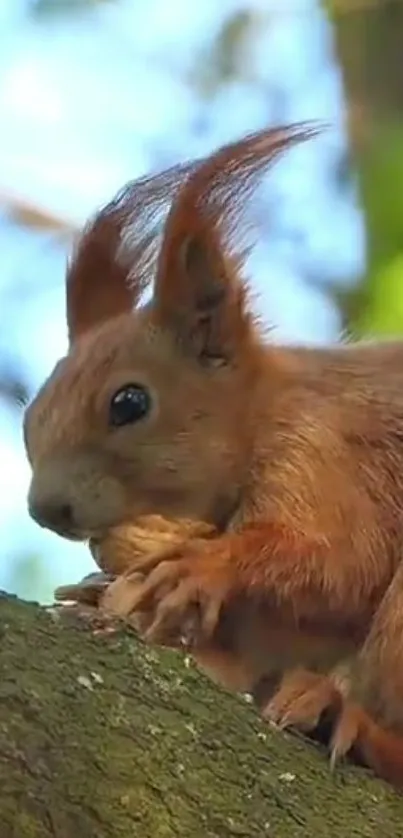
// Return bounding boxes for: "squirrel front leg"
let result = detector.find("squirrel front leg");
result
[109,520,386,643]
[98,519,387,661]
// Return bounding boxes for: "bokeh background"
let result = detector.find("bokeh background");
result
[0,0,400,603]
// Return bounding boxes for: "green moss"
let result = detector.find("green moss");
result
[0,593,402,838]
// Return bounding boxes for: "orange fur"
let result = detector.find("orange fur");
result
[24,122,403,791]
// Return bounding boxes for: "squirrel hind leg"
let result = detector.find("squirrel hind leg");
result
[331,702,403,792]
[263,667,403,790]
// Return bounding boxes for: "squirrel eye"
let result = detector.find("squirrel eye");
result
[109,384,151,427]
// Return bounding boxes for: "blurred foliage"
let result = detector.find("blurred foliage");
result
[352,122,403,335]
[0,359,30,409]
[6,552,56,604]
[329,0,403,336]
[30,0,114,18]
[189,11,255,97]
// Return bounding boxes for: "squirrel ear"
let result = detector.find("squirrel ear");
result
[66,162,195,345]
[153,122,323,363]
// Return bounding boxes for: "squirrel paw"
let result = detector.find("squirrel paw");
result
[328,702,369,769]
[100,539,232,648]
[262,668,376,775]
[262,668,342,732]
[54,517,218,644]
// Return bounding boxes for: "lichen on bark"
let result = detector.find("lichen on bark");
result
[0,592,402,838]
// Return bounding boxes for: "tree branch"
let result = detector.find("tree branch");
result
[0,593,401,838]
[0,189,78,233]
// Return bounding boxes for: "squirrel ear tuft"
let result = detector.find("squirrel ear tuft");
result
[153,121,323,363]
[66,161,195,345]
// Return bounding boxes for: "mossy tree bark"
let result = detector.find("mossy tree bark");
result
[1,593,402,838]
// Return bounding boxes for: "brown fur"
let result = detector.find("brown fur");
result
[24,122,403,791]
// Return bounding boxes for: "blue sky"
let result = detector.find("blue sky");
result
[0,0,366,601]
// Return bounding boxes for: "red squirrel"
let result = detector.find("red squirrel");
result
[23,122,403,791]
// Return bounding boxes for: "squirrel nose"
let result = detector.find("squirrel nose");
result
[28,496,76,537]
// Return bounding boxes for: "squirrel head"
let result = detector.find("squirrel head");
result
[23,122,321,541]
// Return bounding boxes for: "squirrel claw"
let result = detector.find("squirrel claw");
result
[100,543,228,648]
[329,702,365,767]
[263,668,342,733]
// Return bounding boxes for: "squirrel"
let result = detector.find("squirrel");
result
[23,121,403,792]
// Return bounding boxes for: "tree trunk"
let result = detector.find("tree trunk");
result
[1,593,402,838]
